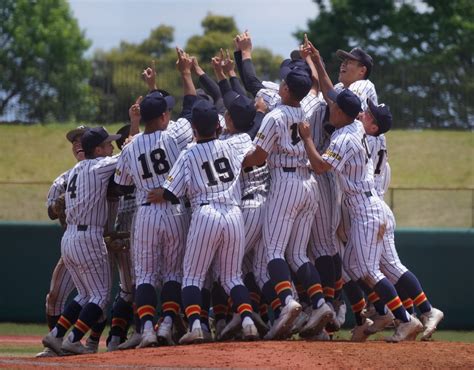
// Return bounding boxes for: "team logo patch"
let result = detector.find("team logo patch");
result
[324,150,342,161]
[256,132,265,140]
[115,169,122,176]
[167,175,174,182]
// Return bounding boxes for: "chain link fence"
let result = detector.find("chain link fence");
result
[0,182,472,228]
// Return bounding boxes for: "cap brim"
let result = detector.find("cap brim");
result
[336,49,360,62]
[104,134,122,143]
[66,128,87,143]
[327,89,338,102]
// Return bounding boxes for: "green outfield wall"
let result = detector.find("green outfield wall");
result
[0,223,473,329]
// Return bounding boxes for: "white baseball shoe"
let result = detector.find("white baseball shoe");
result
[157,319,175,346]
[106,335,121,352]
[420,307,444,341]
[118,331,142,350]
[385,316,424,343]
[35,347,59,358]
[252,312,269,337]
[179,326,204,345]
[299,303,334,338]
[42,332,63,355]
[201,324,213,342]
[291,310,309,335]
[85,337,99,353]
[264,298,301,340]
[61,336,94,355]
[218,313,241,341]
[364,311,394,335]
[137,328,158,348]
[242,317,259,341]
[350,318,374,342]
[334,300,347,327]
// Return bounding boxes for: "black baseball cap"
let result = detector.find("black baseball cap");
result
[284,69,312,100]
[279,58,311,80]
[191,100,219,135]
[327,88,362,119]
[336,47,373,78]
[140,91,175,122]
[223,90,256,132]
[367,99,392,135]
[66,125,89,143]
[81,127,121,153]
[115,124,131,150]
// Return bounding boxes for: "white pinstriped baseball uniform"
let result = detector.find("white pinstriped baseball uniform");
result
[367,134,390,199]
[114,118,192,287]
[163,133,253,293]
[62,155,119,310]
[323,120,388,286]
[254,104,319,273]
[45,170,76,316]
[334,80,378,111]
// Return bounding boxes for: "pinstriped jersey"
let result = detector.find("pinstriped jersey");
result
[301,93,328,153]
[65,155,118,226]
[335,79,378,111]
[163,134,254,208]
[256,88,281,111]
[367,134,390,197]
[254,104,309,169]
[220,132,269,201]
[114,118,192,205]
[46,169,70,207]
[322,120,374,195]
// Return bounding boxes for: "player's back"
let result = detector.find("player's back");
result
[65,156,117,226]
[167,134,253,208]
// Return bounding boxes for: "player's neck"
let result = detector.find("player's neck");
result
[143,120,167,134]
[281,96,300,107]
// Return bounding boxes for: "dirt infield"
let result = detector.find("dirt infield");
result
[1,338,473,369]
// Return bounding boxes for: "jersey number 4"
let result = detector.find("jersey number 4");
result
[138,149,170,179]
[202,158,235,186]
[67,174,78,199]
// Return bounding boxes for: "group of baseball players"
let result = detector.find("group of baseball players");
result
[38,31,444,357]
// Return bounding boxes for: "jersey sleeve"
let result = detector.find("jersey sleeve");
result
[95,155,119,180]
[348,80,378,110]
[168,118,193,150]
[322,132,352,172]
[114,149,134,186]
[46,170,69,206]
[256,88,281,111]
[163,150,188,198]
[253,113,278,154]
[228,133,254,162]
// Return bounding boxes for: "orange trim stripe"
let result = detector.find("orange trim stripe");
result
[402,298,414,308]
[414,292,427,306]
[368,292,380,303]
[213,304,227,315]
[275,281,292,295]
[75,319,89,334]
[250,292,261,302]
[185,304,201,318]
[237,303,253,315]
[57,316,72,329]
[111,318,128,329]
[201,309,209,319]
[260,304,268,315]
[323,287,335,298]
[335,279,344,291]
[351,298,366,313]
[162,301,180,314]
[307,283,323,298]
[137,305,155,319]
[387,297,403,311]
[271,298,282,311]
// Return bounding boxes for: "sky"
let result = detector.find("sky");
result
[68,0,319,57]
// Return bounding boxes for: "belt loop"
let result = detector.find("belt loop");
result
[77,225,88,231]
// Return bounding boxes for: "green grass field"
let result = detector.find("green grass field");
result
[0,323,472,358]
[0,125,472,226]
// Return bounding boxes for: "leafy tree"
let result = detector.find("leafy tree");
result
[296,0,473,128]
[0,0,95,122]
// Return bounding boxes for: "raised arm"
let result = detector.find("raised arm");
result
[235,31,265,97]
[303,40,335,103]
[192,56,222,103]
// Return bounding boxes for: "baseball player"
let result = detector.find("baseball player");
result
[147,99,260,344]
[114,50,197,348]
[36,126,88,358]
[243,60,334,340]
[42,126,122,355]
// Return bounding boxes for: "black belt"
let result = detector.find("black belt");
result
[141,202,151,206]
[364,191,372,198]
[282,167,296,172]
[242,194,255,201]
[77,225,88,231]
[200,202,209,207]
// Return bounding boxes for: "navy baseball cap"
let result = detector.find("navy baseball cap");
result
[367,99,392,135]
[223,90,256,132]
[279,58,311,80]
[140,91,175,122]
[284,69,312,100]
[192,100,218,131]
[66,125,89,143]
[327,88,362,119]
[336,47,373,78]
[81,127,121,153]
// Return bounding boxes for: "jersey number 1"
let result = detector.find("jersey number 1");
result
[290,123,301,145]
[202,158,235,186]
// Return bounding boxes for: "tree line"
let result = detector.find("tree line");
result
[0,0,472,128]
